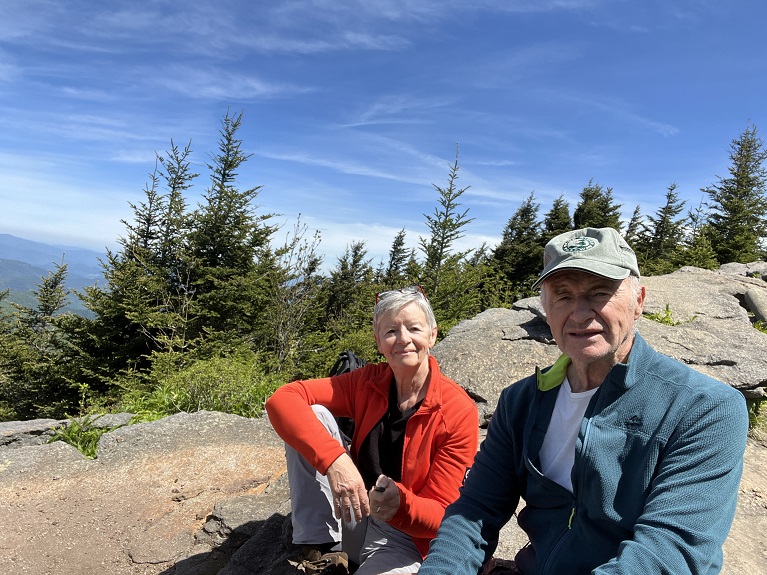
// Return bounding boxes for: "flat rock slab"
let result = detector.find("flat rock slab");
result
[0,411,287,575]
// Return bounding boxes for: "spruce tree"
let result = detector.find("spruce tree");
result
[4,263,79,419]
[703,123,767,263]
[573,180,622,230]
[541,195,572,244]
[383,228,411,289]
[623,205,643,247]
[79,142,198,381]
[492,192,543,289]
[322,241,376,344]
[679,200,719,269]
[419,147,474,295]
[187,110,276,337]
[634,184,687,274]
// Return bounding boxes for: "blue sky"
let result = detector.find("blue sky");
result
[1,0,765,269]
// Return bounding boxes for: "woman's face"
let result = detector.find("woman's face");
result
[374,301,437,370]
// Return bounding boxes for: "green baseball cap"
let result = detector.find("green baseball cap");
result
[532,227,640,289]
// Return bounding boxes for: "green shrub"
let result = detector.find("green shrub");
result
[119,350,284,419]
[747,399,767,437]
[644,303,684,326]
[48,414,120,459]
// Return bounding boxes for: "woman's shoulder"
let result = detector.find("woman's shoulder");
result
[433,370,478,410]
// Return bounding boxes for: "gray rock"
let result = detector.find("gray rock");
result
[718,261,767,278]
[745,287,767,323]
[433,307,560,422]
[0,417,64,448]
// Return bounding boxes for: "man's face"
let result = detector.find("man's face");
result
[542,270,645,368]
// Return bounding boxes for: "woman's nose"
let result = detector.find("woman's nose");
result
[396,328,411,343]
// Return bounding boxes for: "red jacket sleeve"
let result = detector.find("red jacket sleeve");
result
[265,375,352,475]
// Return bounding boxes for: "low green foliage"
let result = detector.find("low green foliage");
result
[754,320,767,334]
[48,414,120,459]
[118,351,284,419]
[644,303,682,326]
[747,399,767,436]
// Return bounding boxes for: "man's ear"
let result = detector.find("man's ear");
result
[634,285,647,319]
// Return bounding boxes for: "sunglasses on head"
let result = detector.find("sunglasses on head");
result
[375,285,427,305]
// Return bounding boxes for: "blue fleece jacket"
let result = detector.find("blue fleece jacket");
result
[419,333,748,575]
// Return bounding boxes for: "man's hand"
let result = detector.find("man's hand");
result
[326,453,370,523]
[369,474,400,521]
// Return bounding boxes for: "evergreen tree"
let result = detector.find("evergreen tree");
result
[322,241,376,341]
[187,110,277,337]
[79,142,198,382]
[703,123,767,263]
[419,147,474,295]
[383,228,411,289]
[623,205,643,247]
[573,180,622,230]
[2,263,79,419]
[635,184,687,274]
[429,251,485,335]
[0,289,18,420]
[156,140,194,274]
[541,195,572,244]
[492,192,543,289]
[679,200,719,269]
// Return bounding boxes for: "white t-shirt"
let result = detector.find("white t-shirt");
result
[539,377,598,493]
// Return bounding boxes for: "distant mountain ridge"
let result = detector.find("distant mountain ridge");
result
[0,234,105,315]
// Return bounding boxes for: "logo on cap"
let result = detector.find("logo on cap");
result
[562,237,597,252]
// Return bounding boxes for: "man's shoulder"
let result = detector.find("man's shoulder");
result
[634,335,744,402]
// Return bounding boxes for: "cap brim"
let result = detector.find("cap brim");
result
[532,260,632,289]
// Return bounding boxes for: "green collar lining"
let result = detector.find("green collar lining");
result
[536,354,571,391]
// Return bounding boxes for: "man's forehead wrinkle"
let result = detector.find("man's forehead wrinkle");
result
[546,272,622,291]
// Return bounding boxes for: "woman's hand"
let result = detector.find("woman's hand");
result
[326,453,370,523]
[369,474,400,521]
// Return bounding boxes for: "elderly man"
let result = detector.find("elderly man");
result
[419,227,748,575]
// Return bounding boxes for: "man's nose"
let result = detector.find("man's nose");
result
[571,296,595,321]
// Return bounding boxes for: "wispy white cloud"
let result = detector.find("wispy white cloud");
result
[254,149,420,184]
[344,94,455,127]
[154,67,315,100]
[550,92,679,137]
[0,0,761,269]
[0,0,62,41]
[0,155,131,250]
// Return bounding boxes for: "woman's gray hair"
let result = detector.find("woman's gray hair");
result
[373,288,437,333]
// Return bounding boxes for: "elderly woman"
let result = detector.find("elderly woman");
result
[265,286,478,575]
